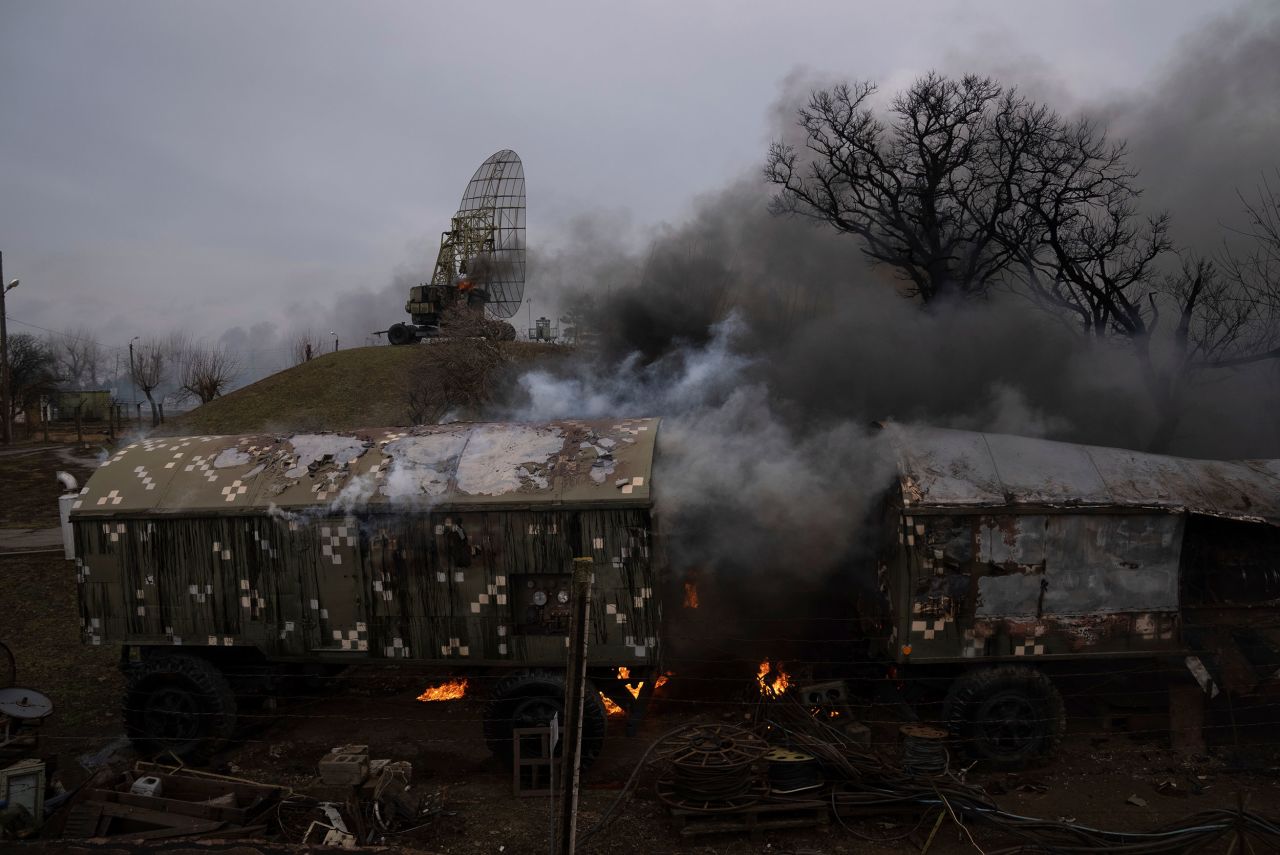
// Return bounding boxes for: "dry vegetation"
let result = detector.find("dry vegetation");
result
[161,340,565,436]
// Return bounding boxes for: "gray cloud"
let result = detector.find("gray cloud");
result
[1,0,1215,349]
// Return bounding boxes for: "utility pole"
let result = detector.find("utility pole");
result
[0,251,19,446]
[555,556,593,855]
[129,336,139,430]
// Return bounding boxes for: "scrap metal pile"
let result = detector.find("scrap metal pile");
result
[56,765,281,840]
[41,749,444,847]
[584,688,1280,853]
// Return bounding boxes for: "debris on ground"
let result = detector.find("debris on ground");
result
[54,765,282,840]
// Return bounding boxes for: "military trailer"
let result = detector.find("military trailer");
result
[874,423,1280,766]
[65,418,661,762]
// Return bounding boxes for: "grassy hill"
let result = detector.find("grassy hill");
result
[163,341,562,436]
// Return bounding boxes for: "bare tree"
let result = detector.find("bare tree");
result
[6,334,60,431]
[766,74,1056,303]
[1018,159,1280,448]
[768,73,1280,450]
[559,290,598,345]
[291,330,322,366]
[1013,116,1166,335]
[404,333,509,424]
[48,326,103,389]
[175,342,240,405]
[130,339,167,428]
[1207,170,1280,367]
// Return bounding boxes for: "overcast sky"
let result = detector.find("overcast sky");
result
[0,0,1229,365]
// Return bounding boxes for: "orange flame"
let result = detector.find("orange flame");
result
[601,693,626,717]
[756,660,790,698]
[416,678,468,702]
[614,666,670,700]
[683,581,699,609]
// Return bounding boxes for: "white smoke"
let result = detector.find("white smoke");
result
[498,314,896,577]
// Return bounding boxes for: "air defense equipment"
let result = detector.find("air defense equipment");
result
[385,150,525,345]
[67,419,659,763]
[69,416,1280,770]
[872,422,1280,767]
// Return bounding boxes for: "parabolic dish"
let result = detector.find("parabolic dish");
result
[455,149,525,319]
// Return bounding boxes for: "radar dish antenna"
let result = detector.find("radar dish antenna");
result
[386,150,526,344]
[434,149,526,319]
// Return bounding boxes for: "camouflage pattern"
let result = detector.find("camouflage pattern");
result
[877,424,1280,666]
[70,419,661,667]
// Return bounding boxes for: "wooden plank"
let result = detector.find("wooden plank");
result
[61,803,104,839]
[119,820,226,840]
[96,799,223,833]
[130,767,277,803]
[88,788,253,824]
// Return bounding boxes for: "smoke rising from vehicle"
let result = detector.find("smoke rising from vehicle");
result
[478,4,1280,596]
[269,4,1280,584]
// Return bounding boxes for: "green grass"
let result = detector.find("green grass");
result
[163,341,565,436]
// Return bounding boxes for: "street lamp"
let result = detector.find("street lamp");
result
[0,248,19,445]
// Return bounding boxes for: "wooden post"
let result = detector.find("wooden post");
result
[555,557,593,855]
[1169,683,1206,755]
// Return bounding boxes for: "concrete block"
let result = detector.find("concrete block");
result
[318,753,369,787]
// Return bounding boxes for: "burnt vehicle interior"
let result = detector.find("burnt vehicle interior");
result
[1181,515,1280,693]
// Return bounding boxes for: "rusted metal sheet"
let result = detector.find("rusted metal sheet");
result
[883,423,1280,526]
[894,511,1183,663]
[971,514,1182,617]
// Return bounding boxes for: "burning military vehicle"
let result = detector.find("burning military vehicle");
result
[63,419,1280,768]
[873,423,1280,766]
[65,419,659,764]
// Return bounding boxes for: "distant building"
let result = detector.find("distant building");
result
[49,389,112,422]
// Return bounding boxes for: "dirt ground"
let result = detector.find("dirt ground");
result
[3,443,1280,853]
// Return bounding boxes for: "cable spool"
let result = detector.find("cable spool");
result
[655,724,768,812]
[764,747,823,794]
[900,724,950,776]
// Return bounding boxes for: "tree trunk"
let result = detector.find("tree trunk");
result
[143,390,159,428]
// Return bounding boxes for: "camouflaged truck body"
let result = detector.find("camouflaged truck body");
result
[67,419,662,668]
[877,424,1280,684]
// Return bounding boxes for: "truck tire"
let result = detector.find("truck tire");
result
[483,670,607,769]
[123,654,237,762]
[387,323,415,346]
[943,665,1065,769]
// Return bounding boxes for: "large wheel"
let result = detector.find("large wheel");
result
[483,670,607,769]
[943,665,1065,769]
[124,654,237,762]
[387,323,416,346]
[482,319,517,342]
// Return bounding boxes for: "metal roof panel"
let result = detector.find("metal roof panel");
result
[883,423,1280,524]
[71,418,659,518]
